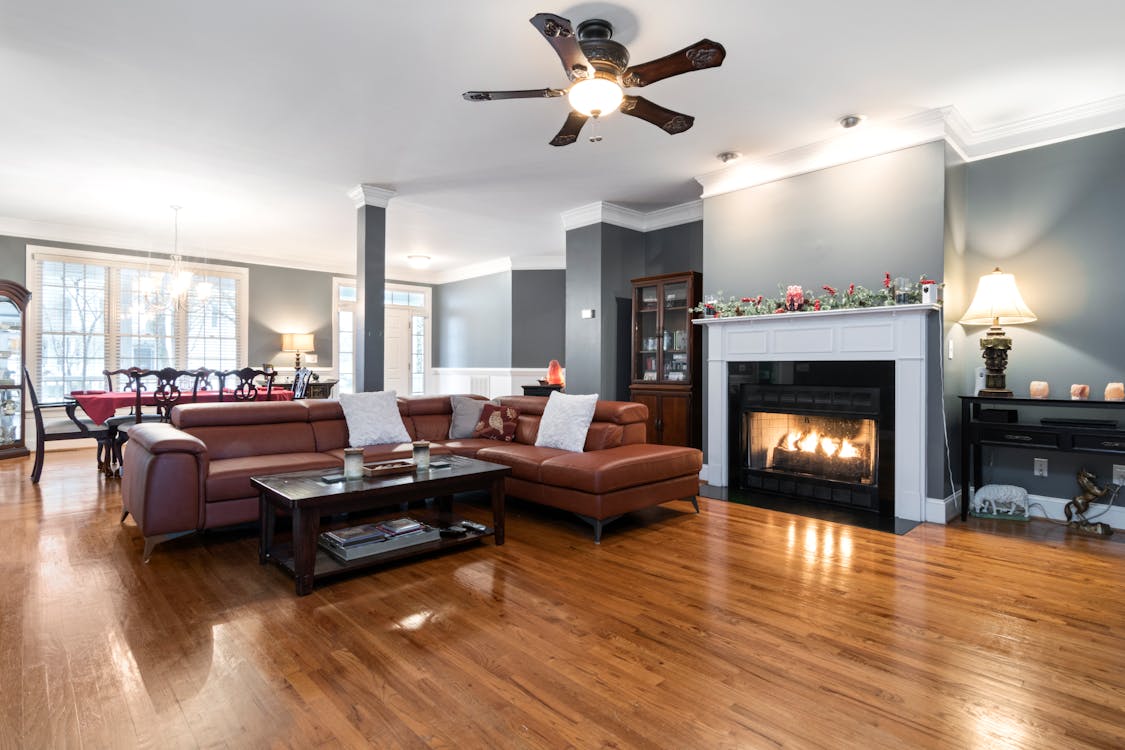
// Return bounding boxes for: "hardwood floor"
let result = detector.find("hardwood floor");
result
[3,448,1124,749]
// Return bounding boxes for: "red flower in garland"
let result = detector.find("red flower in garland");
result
[774,307,786,314]
[847,283,855,295]
[883,272,891,288]
[813,299,822,311]
[822,285,837,296]
[753,295,763,306]
[741,297,752,303]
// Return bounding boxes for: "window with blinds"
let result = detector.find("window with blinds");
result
[29,246,248,401]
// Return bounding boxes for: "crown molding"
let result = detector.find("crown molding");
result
[561,200,702,232]
[0,216,353,275]
[943,95,1125,161]
[347,184,396,208]
[696,108,949,198]
[387,254,566,285]
[644,200,703,230]
[510,255,566,271]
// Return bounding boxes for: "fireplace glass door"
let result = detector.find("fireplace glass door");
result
[746,411,877,484]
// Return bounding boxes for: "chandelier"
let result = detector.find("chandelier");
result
[130,205,212,320]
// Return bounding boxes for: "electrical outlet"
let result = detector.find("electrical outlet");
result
[1114,465,1125,485]
[1033,458,1048,477]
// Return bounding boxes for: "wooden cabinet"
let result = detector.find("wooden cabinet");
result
[629,272,701,448]
[0,281,30,460]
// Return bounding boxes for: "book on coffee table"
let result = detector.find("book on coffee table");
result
[321,523,386,547]
[319,524,439,562]
[377,517,423,535]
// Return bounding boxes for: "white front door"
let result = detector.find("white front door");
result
[384,307,411,394]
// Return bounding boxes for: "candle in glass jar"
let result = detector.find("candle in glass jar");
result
[1029,381,1049,399]
[412,440,430,470]
[1105,382,1124,401]
[343,447,364,479]
[1070,384,1090,401]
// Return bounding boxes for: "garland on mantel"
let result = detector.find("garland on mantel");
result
[693,273,941,318]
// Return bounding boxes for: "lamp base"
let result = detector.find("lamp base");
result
[977,387,1013,398]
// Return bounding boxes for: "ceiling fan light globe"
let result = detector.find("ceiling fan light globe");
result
[568,77,623,118]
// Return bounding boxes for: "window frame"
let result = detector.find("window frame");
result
[332,279,431,394]
[26,244,248,398]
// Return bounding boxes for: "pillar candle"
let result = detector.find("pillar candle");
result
[1029,381,1049,399]
[1105,382,1124,401]
[1070,384,1090,401]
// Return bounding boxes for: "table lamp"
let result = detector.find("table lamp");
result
[281,333,315,370]
[959,267,1036,397]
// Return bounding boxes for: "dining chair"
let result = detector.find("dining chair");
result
[103,367,144,392]
[291,367,313,399]
[24,367,113,482]
[108,368,208,473]
[215,367,276,401]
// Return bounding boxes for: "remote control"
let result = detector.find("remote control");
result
[461,520,487,532]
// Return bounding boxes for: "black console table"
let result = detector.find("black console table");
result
[959,395,1125,521]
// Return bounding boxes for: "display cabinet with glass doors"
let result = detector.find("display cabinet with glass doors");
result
[629,272,701,448]
[0,281,31,460]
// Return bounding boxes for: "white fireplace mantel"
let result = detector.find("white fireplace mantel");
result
[695,304,944,523]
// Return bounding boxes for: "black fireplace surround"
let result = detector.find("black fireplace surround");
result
[728,361,895,516]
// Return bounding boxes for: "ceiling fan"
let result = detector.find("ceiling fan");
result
[463,13,726,146]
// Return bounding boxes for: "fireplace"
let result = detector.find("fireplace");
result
[695,305,940,523]
[729,361,895,515]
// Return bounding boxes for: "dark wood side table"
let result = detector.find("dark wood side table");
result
[959,395,1125,521]
[521,383,563,397]
[252,455,510,595]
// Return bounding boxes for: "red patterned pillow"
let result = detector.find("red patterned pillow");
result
[472,404,519,441]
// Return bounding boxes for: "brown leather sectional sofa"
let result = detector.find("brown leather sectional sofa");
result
[121,394,702,559]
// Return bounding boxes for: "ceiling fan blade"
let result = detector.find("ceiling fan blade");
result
[619,96,694,135]
[463,88,566,102]
[622,39,726,88]
[529,13,593,81]
[549,111,588,146]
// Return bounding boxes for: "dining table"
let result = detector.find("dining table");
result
[70,388,294,425]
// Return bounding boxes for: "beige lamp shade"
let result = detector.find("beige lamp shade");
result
[281,333,315,352]
[959,267,1037,326]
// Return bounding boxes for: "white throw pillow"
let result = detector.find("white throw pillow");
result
[338,390,411,447]
[534,391,598,453]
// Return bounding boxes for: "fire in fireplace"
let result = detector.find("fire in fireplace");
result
[750,412,876,484]
[729,361,895,515]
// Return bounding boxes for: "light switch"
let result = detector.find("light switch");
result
[581,309,596,319]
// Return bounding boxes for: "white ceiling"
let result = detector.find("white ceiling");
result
[2,1,1124,280]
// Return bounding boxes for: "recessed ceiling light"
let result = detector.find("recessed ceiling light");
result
[838,114,865,129]
[406,255,431,269]
[716,151,742,164]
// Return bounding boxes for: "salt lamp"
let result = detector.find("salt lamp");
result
[546,359,564,386]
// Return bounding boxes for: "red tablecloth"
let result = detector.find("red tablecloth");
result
[71,388,293,425]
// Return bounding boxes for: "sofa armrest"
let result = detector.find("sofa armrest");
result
[121,423,209,538]
[129,422,208,455]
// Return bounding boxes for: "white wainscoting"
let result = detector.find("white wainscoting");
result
[430,368,557,399]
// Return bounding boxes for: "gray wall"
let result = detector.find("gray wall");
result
[645,220,703,276]
[701,141,948,498]
[432,271,512,368]
[948,126,1125,497]
[565,224,604,395]
[511,269,565,368]
[704,142,947,295]
[247,262,336,369]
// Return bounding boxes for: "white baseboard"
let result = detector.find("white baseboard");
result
[926,492,961,524]
[1025,492,1125,530]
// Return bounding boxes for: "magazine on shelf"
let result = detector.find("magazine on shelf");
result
[319,524,440,562]
[322,523,386,547]
[377,517,423,535]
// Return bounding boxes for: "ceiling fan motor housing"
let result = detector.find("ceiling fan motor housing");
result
[576,19,629,73]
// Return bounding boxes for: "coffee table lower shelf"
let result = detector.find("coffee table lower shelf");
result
[264,528,493,582]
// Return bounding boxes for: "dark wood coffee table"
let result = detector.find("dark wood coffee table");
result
[252,455,510,595]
